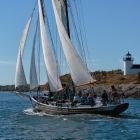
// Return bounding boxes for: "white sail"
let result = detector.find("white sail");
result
[52,0,96,86]
[15,53,27,88]
[19,13,33,57]
[15,14,33,88]
[30,19,38,90]
[38,0,62,92]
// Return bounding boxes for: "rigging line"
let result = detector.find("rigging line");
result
[59,42,62,75]
[33,0,37,11]
[52,0,71,88]
[59,0,74,69]
[44,4,57,60]
[60,32,91,81]
[75,0,86,60]
[37,21,41,88]
[38,32,40,87]
[55,23,62,87]
[30,16,39,92]
[43,3,61,78]
[79,0,94,72]
[73,0,87,67]
[60,0,70,37]
[56,25,61,77]
[68,1,86,65]
[56,16,88,66]
[40,0,45,21]
[15,93,30,102]
[50,0,61,81]
[76,0,88,66]
[40,1,61,89]
[56,25,58,71]
[65,0,70,38]
[59,40,64,76]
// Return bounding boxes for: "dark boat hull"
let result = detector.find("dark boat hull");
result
[30,97,129,115]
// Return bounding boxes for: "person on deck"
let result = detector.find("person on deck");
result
[101,90,108,106]
[111,85,120,104]
[73,93,80,103]
[87,93,95,104]
[62,92,67,100]
[80,94,87,103]
[66,86,74,101]
[71,93,80,107]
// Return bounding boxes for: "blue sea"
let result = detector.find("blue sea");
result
[0,92,140,140]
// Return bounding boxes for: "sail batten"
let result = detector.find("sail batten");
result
[30,18,39,90]
[15,14,33,88]
[38,0,62,92]
[52,0,95,86]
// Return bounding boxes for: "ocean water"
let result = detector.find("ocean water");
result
[0,92,140,140]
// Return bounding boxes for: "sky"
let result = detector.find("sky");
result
[0,0,140,85]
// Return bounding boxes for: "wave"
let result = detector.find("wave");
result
[23,108,60,117]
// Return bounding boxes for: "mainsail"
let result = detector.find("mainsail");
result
[30,18,39,90]
[38,0,62,92]
[52,0,96,86]
[15,14,33,88]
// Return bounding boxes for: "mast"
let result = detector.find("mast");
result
[40,0,45,22]
[64,0,70,38]
[64,0,76,93]
[40,0,47,92]
[37,0,45,93]
[37,0,45,92]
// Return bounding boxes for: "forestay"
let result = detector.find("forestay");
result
[52,0,96,86]
[15,14,33,88]
[38,0,62,92]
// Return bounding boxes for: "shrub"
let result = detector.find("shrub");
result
[137,71,140,82]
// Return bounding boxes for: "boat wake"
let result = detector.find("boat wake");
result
[23,108,40,115]
[23,108,59,117]
[23,108,140,123]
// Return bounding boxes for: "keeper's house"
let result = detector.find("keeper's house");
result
[123,52,140,75]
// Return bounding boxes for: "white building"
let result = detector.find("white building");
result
[123,52,140,75]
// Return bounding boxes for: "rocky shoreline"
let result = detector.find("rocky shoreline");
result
[76,84,140,99]
[1,83,140,99]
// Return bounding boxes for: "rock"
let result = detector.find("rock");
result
[76,84,140,99]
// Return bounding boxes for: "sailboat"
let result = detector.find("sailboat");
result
[14,0,129,115]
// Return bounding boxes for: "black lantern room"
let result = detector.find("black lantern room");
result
[123,52,134,61]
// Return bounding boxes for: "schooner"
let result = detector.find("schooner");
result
[14,0,129,115]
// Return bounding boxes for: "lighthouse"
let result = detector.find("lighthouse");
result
[123,52,134,75]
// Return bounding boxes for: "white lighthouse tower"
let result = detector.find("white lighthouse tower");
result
[123,52,134,75]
